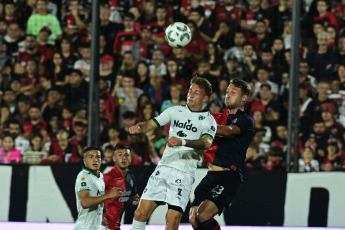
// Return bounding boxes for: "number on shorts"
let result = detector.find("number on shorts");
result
[177,188,182,196]
[212,185,224,195]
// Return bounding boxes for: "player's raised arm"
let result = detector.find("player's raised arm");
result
[129,120,157,134]
[216,124,241,137]
[78,187,122,209]
[167,135,213,151]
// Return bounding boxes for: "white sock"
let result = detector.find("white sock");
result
[130,219,146,230]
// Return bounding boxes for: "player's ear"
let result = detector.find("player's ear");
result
[242,95,248,103]
[203,95,209,104]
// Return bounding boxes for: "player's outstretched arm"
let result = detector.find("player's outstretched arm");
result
[78,187,123,209]
[129,120,157,134]
[167,136,213,151]
[216,124,241,137]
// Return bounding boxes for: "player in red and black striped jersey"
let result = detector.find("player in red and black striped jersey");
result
[189,79,255,230]
[104,143,139,230]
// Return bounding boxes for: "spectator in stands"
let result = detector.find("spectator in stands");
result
[69,121,87,146]
[143,68,169,110]
[252,109,272,143]
[241,42,257,75]
[335,64,345,90]
[102,124,122,150]
[262,146,285,171]
[100,54,116,90]
[0,40,11,77]
[138,0,156,25]
[307,31,336,82]
[223,31,246,63]
[171,47,196,79]
[23,133,48,164]
[113,72,143,125]
[26,0,62,45]
[203,42,223,77]
[61,0,88,39]
[248,20,273,52]
[119,111,137,141]
[8,120,30,155]
[23,104,48,140]
[48,52,69,86]
[298,145,320,172]
[206,98,222,114]
[0,105,10,132]
[0,132,21,164]
[59,37,79,71]
[221,56,251,82]
[211,0,242,26]
[119,51,137,73]
[99,2,121,47]
[2,89,16,115]
[113,12,140,56]
[150,6,171,55]
[254,66,279,96]
[3,22,23,56]
[299,60,318,93]
[161,83,182,112]
[37,26,55,60]
[245,142,265,170]
[41,87,63,121]
[132,25,161,63]
[102,145,114,165]
[149,48,166,78]
[336,35,345,64]
[188,6,212,42]
[64,69,89,107]
[313,0,339,31]
[320,102,344,141]
[135,61,150,88]
[137,102,156,122]
[326,25,337,50]
[13,96,31,125]
[321,139,343,171]
[47,128,76,163]
[164,58,187,94]
[74,44,91,81]
[196,58,219,92]
[311,120,330,155]
[185,20,207,61]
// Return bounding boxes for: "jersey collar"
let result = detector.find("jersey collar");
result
[83,167,100,178]
[186,104,208,113]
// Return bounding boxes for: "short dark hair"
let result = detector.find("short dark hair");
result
[229,78,251,96]
[83,146,102,157]
[190,75,212,97]
[114,143,130,151]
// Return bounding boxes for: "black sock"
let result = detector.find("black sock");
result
[199,218,220,230]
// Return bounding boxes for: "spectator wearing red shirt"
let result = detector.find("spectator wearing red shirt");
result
[150,6,171,55]
[103,143,139,230]
[47,128,77,163]
[60,0,88,39]
[185,20,207,61]
[3,1,19,25]
[320,103,344,142]
[211,0,242,27]
[248,20,273,52]
[313,0,339,32]
[37,27,55,60]
[69,121,87,146]
[113,12,140,56]
[22,104,48,140]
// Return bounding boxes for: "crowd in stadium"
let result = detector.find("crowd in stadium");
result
[0,0,344,172]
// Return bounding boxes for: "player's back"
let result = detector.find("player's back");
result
[74,169,105,230]
[155,105,217,175]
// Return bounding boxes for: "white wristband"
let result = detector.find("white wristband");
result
[181,139,186,146]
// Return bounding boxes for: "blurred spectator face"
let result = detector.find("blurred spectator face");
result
[143,104,153,118]
[219,79,228,93]
[99,35,106,49]
[100,4,110,20]
[9,123,20,136]
[80,47,91,60]
[5,3,15,16]
[108,128,119,139]
[187,22,195,34]
[0,20,7,36]
[123,52,135,65]
[276,125,287,139]
[149,74,162,86]
[137,63,148,76]
[99,98,105,113]
[140,28,152,41]
[284,50,291,65]
[74,125,86,137]
[246,146,258,159]
[169,85,181,99]
[144,1,155,15]
[189,11,201,23]
[56,130,69,143]
[27,0,37,8]
[255,21,266,35]
[252,110,264,124]
[243,44,254,57]
[31,135,43,149]
[26,60,37,74]
[36,0,47,13]
[167,60,177,73]
[316,0,328,15]
[62,108,73,120]
[226,59,238,72]
[197,62,210,75]
[327,26,336,41]
[234,32,245,46]
[47,90,61,104]
[317,82,330,96]
[253,131,264,143]
[338,37,345,52]
[313,122,326,135]
[40,77,51,90]
[49,115,59,129]
[29,107,41,121]
[2,136,14,151]
[69,0,79,11]
[321,110,333,122]
[26,36,37,51]
[61,39,71,52]
[8,23,20,39]
[299,87,308,99]
[261,0,270,10]
[123,16,134,29]
[69,72,83,86]
[191,0,201,8]
[10,79,21,93]
[3,90,16,104]
[259,85,272,100]
[38,30,50,43]
[313,23,324,36]
[129,7,140,20]
[17,101,30,114]
[53,52,63,66]
[99,79,108,91]
[249,0,261,10]
[121,76,135,88]
[152,50,164,65]
[272,39,284,52]
[123,117,136,127]
[305,137,317,149]
[331,79,340,93]
[260,52,273,64]
[172,47,184,57]
[156,8,167,21]
[257,69,269,82]
[208,102,221,113]
[219,21,230,35]
[317,33,329,50]
[299,62,309,76]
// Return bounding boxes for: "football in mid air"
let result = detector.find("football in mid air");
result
[165,22,192,48]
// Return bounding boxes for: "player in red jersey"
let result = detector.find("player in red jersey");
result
[103,143,139,230]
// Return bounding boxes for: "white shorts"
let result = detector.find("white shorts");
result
[141,166,195,211]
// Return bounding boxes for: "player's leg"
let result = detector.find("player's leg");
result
[189,206,199,229]
[195,199,220,230]
[165,205,183,230]
[130,199,157,230]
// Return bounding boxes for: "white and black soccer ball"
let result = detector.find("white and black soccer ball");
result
[165,22,192,48]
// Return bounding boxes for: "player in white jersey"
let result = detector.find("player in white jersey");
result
[74,147,122,230]
[129,76,217,230]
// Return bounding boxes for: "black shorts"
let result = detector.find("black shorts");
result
[192,170,241,215]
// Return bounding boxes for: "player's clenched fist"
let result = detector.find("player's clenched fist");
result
[108,187,123,199]
[129,125,140,134]
[167,136,182,147]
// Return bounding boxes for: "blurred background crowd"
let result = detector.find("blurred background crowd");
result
[0,0,344,172]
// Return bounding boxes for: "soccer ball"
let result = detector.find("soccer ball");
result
[165,22,192,48]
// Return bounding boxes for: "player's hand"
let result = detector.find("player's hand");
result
[101,215,109,226]
[167,136,182,147]
[129,125,141,134]
[108,187,123,199]
[131,195,140,206]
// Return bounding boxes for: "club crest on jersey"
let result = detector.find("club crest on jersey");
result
[173,119,197,132]
[81,177,85,181]
[198,115,205,120]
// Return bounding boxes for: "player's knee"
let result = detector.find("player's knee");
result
[166,215,180,230]
[196,210,209,224]
[134,209,149,222]
[189,208,198,227]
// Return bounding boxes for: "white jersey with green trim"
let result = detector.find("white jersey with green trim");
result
[152,104,217,175]
[74,168,105,230]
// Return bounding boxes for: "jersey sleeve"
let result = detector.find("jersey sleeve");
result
[152,106,175,127]
[76,173,91,193]
[201,115,217,140]
[234,115,255,135]
[130,173,138,196]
